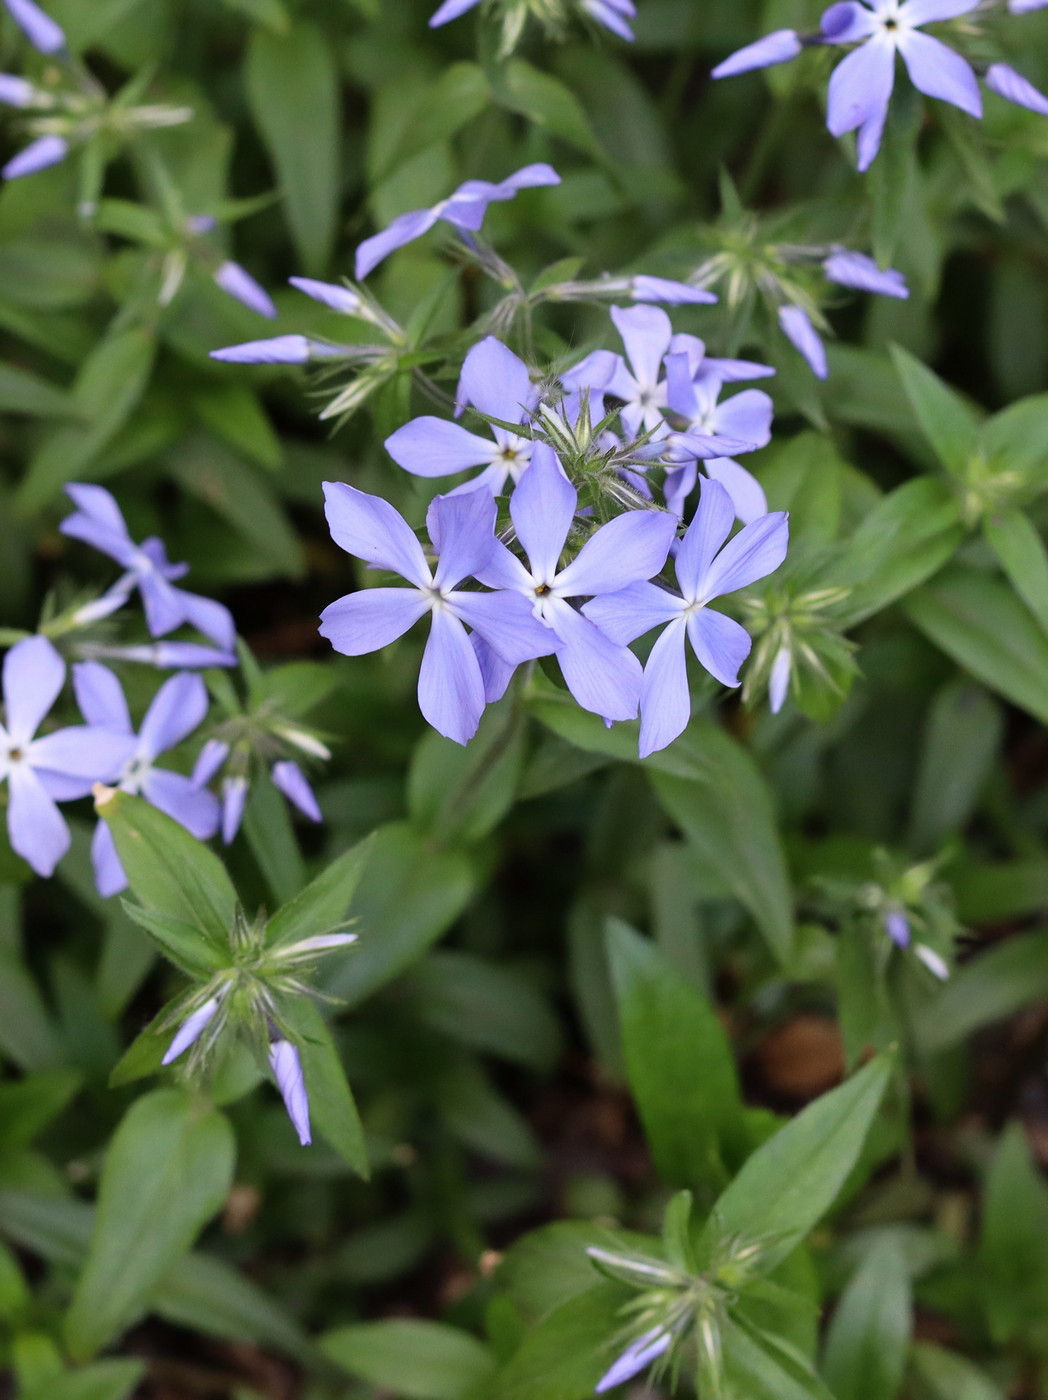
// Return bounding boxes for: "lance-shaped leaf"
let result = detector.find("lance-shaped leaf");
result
[265,835,374,950]
[65,1088,235,1358]
[97,790,236,949]
[321,1319,496,1400]
[890,344,982,476]
[698,1055,892,1275]
[821,1234,912,1400]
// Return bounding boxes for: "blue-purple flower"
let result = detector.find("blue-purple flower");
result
[595,1326,673,1394]
[3,0,65,54]
[355,164,561,280]
[385,336,538,495]
[3,133,68,181]
[713,0,1048,171]
[585,479,789,755]
[0,637,135,877]
[474,445,678,722]
[212,261,277,319]
[60,483,236,651]
[319,484,559,744]
[73,663,219,896]
[269,1039,311,1145]
[190,739,322,846]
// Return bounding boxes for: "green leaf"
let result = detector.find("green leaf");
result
[265,836,373,949]
[152,1252,309,1360]
[908,681,1003,853]
[120,903,227,978]
[491,1283,629,1400]
[0,1071,81,1148]
[530,697,794,964]
[99,790,237,948]
[889,345,982,476]
[984,508,1048,635]
[65,1089,235,1358]
[980,393,1048,487]
[19,1360,145,1400]
[321,1320,496,1400]
[904,565,1048,726]
[407,698,526,846]
[280,999,368,1176]
[699,1056,892,1274]
[15,327,156,512]
[606,920,748,1195]
[980,1124,1048,1344]
[193,386,283,471]
[0,946,64,1070]
[821,1235,912,1400]
[0,364,76,418]
[241,766,306,907]
[920,930,1048,1049]
[909,1344,1006,1400]
[724,1319,837,1400]
[221,0,290,32]
[494,60,606,163]
[323,823,475,1007]
[245,23,341,273]
[376,63,491,180]
[831,477,966,627]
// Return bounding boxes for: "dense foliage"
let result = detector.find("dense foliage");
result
[3,0,1048,1397]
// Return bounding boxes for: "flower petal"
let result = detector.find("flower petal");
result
[288,277,363,315]
[429,489,498,590]
[271,760,322,822]
[470,634,517,704]
[712,388,774,449]
[221,775,248,845]
[355,206,441,280]
[142,769,221,840]
[826,33,896,138]
[4,0,65,53]
[429,0,481,23]
[686,607,753,687]
[610,303,673,391]
[699,510,790,602]
[319,588,430,656]
[29,726,137,785]
[821,2,879,42]
[896,29,982,118]
[3,133,67,179]
[596,1329,673,1394]
[162,997,221,1065]
[7,764,68,876]
[769,645,792,713]
[508,443,576,585]
[584,580,685,645]
[385,417,498,477]
[823,249,909,298]
[4,635,65,744]
[175,591,236,651]
[417,609,486,745]
[91,819,127,897]
[450,589,558,664]
[458,335,537,423]
[556,510,677,597]
[138,672,209,759]
[674,478,736,600]
[712,29,803,79]
[210,335,313,364]
[269,1040,311,1145]
[984,62,1048,116]
[213,261,277,319]
[72,662,132,733]
[703,457,769,525]
[638,618,691,757]
[323,481,431,587]
[192,738,230,787]
[903,0,980,21]
[778,305,829,379]
[544,597,642,722]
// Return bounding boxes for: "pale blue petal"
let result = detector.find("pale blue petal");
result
[7,764,68,877]
[556,510,677,597]
[72,662,132,733]
[778,306,828,379]
[821,2,878,41]
[508,444,576,585]
[4,635,65,744]
[638,619,691,757]
[674,479,736,601]
[699,511,790,602]
[319,588,429,656]
[823,249,909,298]
[4,0,65,52]
[897,30,982,117]
[3,133,67,179]
[703,457,769,525]
[687,607,753,687]
[769,645,792,713]
[176,591,236,650]
[139,573,189,639]
[596,1329,672,1394]
[162,997,221,1065]
[210,335,312,364]
[712,29,802,79]
[417,608,486,745]
[289,277,363,315]
[143,769,221,840]
[192,738,229,787]
[139,672,209,759]
[631,276,716,305]
[826,33,896,138]
[221,776,248,845]
[458,335,537,422]
[610,303,672,391]
[91,819,126,898]
[323,481,432,586]
[904,0,980,21]
[29,726,136,785]
[355,206,440,280]
[385,417,496,477]
[429,0,481,23]
[473,538,536,593]
[544,597,642,722]
[712,388,774,449]
[450,589,558,664]
[271,760,322,822]
[213,262,277,318]
[429,489,498,590]
[269,1040,311,1145]
[470,634,516,703]
[985,63,1048,115]
[583,581,685,644]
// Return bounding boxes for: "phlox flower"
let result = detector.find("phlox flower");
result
[713,0,1048,171]
[3,133,68,181]
[190,739,322,846]
[473,445,678,721]
[60,483,236,651]
[212,261,277,319]
[319,484,558,744]
[385,336,538,495]
[269,1039,311,1145]
[585,479,789,756]
[0,637,136,877]
[355,164,561,280]
[72,663,220,897]
[595,1326,673,1394]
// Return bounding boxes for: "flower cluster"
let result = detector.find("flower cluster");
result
[713,0,1048,171]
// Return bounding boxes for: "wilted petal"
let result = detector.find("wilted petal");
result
[269,1040,311,1144]
[213,261,277,318]
[72,662,132,734]
[289,276,363,315]
[556,510,677,598]
[544,598,642,722]
[138,672,209,758]
[823,249,909,298]
[4,133,67,179]
[638,619,691,758]
[897,29,981,117]
[385,417,498,477]
[4,635,65,745]
[417,609,486,745]
[687,607,753,687]
[7,763,68,877]
[458,335,536,422]
[584,581,685,645]
[4,0,65,52]
[712,29,802,79]
[699,509,790,601]
[143,769,221,840]
[355,206,441,280]
[985,62,1048,116]
[674,479,736,601]
[319,588,430,656]
[778,305,828,379]
[323,482,431,587]
[595,1328,673,1394]
[90,819,127,898]
[162,997,221,1065]
[703,457,769,525]
[271,760,322,822]
[450,589,558,665]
